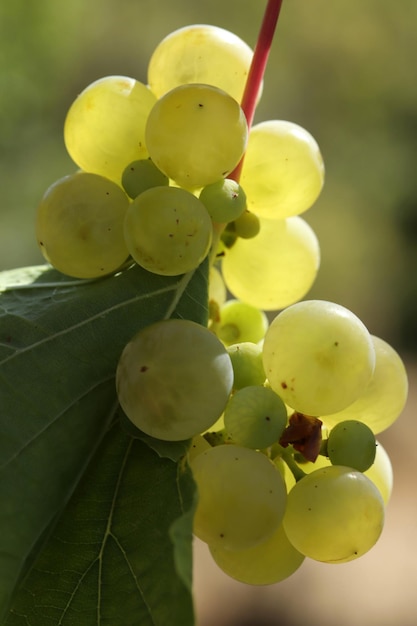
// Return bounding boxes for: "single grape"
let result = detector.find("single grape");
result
[222,216,320,310]
[263,300,376,415]
[327,420,376,472]
[36,172,130,279]
[232,210,260,239]
[124,186,212,276]
[241,120,325,219]
[283,465,385,563]
[148,24,259,104]
[145,83,248,189]
[121,158,168,199]
[64,76,156,183]
[209,523,305,585]
[215,299,269,346]
[224,385,287,449]
[199,179,247,223]
[322,335,408,434]
[116,319,233,441]
[187,435,211,464]
[227,342,266,389]
[191,444,287,550]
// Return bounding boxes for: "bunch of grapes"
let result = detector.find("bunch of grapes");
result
[35,21,408,587]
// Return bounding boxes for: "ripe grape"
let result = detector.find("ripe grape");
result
[145,83,248,189]
[147,24,258,103]
[222,216,320,310]
[209,523,305,585]
[322,335,408,434]
[216,299,268,346]
[123,186,212,276]
[121,158,168,199]
[36,172,130,279]
[232,210,260,239]
[364,440,393,505]
[116,319,233,441]
[327,420,376,472]
[199,179,247,223]
[241,120,325,219]
[208,266,227,309]
[263,300,376,415]
[224,385,287,449]
[191,444,287,550]
[64,76,156,183]
[227,342,266,389]
[283,465,385,563]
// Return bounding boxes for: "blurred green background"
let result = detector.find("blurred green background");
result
[1,0,416,352]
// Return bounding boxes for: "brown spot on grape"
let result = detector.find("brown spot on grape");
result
[281,381,288,389]
[265,416,271,421]
[140,365,148,373]
[198,103,204,108]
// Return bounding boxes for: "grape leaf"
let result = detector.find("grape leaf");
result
[6,421,196,626]
[0,261,208,621]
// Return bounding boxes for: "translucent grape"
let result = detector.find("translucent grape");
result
[364,441,393,505]
[283,465,385,563]
[227,342,266,389]
[116,319,233,441]
[224,385,287,449]
[263,300,376,416]
[121,158,168,199]
[327,420,376,472]
[322,335,408,434]
[216,299,268,346]
[191,444,287,550]
[145,83,248,189]
[199,179,246,223]
[36,172,130,279]
[241,120,325,219]
[209,523,304,585]
[148,24,257,103]
[222,216,320,310]
[232,210,260,239]
[124,186,212,276]
[64,76,156,183]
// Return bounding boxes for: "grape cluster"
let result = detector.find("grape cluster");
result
[35,24,408,586]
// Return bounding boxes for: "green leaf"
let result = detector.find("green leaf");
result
[6,422,196,626]
[0,261,208,621]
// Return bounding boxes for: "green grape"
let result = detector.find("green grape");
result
[145,83,248,189]
[227,342,266,389]
[121,158,168,199]
[322,335,408,434]
[241,120,325,219]
[148,24,258,103]
[216,299,268,346]
[124,186,212,276]
[116,319,233,441]
[232,210,260,239]
[224,385,287,449]
[209,522,304,585]
[327,420,376,472]
[199,179,247,223]
[283,465,385,563]
[364,440,393,505]
[36,172,130,279]
[64,76,156,183]
[263,300,376,416]
[222,216,320,310]
[209,266,227,308]
[191,444,287,550]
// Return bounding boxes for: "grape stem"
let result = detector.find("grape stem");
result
[229,0,284,183]
[276,445,307,482]
[209,0,283,263]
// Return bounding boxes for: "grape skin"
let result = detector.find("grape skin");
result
[191,444,287,551]
[36,172,130,279]
[283,465,385,563]
[116,319,233,441]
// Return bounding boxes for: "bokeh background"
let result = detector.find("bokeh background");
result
[1,1,416,624]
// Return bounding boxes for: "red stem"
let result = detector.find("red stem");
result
[230,0,284,182]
